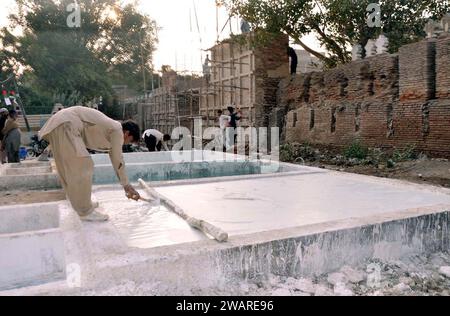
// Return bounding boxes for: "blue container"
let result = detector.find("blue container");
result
[20,147,28,160]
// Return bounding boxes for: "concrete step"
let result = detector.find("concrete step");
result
[0,204,66,291]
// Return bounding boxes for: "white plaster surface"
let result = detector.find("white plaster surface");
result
[3,165,450,295]
[156,172,450,237]
[92,170,450,249]
[93,190,208,248]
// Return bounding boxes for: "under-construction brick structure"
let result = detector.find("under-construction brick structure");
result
[200,34,289,128]
[136,68,201,135]
[135,34,289,135]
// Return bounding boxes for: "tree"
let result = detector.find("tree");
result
[220,0,449,68]
[0,0,158,105]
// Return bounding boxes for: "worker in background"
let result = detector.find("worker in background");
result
[0,108,9,163]
[143,129,171,152]
[241,19,251,33]
[217,110,230,151]
[1,109,21,163]
[288,47,298,75]
[227,106,242,149]
[39,106,142,222]
[203,54,211,84]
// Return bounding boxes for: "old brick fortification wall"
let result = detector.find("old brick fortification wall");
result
[276,35,450,157]
[254,35,290,127]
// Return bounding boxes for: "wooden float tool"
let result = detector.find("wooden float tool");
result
[138,179,229,243]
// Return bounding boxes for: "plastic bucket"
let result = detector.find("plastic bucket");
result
[19,147,27,160]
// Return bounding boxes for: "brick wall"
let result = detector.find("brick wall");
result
[254,35,290,127]
[278,36,450,158]
[399,40,436,102]
[436,37,450,99]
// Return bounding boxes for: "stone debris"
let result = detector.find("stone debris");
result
[257,252,450,296]
[327,273,347,286]
[439,267,450,279]
[392,283,412,293]
[314,285,334,297]
[285,278,316,294]
[333,283,354,296]
[271,288,292,297]
[70,252,450,296]
[291,291,312,297]
[340,266,366,284]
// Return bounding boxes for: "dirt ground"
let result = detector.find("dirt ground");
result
[307,159,450,188]
[0,190,66,206]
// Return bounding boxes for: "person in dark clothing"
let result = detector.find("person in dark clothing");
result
[2,109,21,163]
[228,107,242,129]
[227,106,242,148]
[143,129,171,152]
[288,47,298,75]
[0,108,7,130]
[0,108,9,163]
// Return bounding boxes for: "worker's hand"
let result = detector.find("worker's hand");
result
[124,184,141,201]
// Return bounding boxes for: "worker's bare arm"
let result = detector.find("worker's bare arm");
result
[109,128,130,187]
[109,127,141,201]
[124,184,140,201]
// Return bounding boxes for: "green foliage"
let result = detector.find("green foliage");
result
[220,0,449,68]
[392,145,418,162]
[280,143,297,162]
[103,99,123,120]
[52,91,82,107]
[0,0,158,108]
[280,143,316,163]
[344,141,369,160]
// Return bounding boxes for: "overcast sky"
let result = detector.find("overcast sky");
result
[0,0,320,73]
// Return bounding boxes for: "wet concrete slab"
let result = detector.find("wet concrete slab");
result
[3,160,450,294]
[93,190,208,248]
[3,169,450,295]
[91,169,450,250]
[156,171,450,236]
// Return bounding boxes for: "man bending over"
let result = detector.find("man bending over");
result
[39,106,141,222]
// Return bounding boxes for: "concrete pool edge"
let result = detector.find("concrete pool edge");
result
[89,165,450,196]
[92,203,450,258]
[0,201,66,292]
[1,201,449,296]
[90,203,450,288]
[3,160,450,295]
[0,154,322,192]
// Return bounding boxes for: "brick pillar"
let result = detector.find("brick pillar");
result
[399,40,436,102]
[436,36,450,99]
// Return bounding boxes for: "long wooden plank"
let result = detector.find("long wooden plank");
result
[138,179,229,243]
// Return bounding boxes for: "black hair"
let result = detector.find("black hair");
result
[163,134,171,142]
[218,110,223,115]
[227,106,234,114]
[122,120,141,142]
[9,109,17,116]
